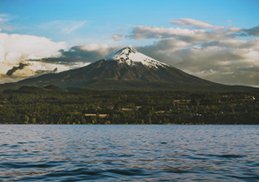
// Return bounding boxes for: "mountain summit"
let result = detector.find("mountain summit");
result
[106,46,167,69]
[2,46,254,91]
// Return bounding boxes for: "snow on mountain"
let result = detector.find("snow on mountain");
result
[106,46,168,69]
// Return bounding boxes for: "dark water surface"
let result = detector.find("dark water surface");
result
[0,125,258,181]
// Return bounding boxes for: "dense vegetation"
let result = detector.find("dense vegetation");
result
[0,86,258,124]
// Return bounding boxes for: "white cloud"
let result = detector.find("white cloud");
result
[126,19,259,86]
[128,25,241,42]
[79,43,110,51]
[0,33,67,83]
[137,37,259,87]
[0,33,66,62]
[79,43,115,55]
[129,26,205,40]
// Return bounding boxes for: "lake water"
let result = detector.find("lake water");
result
[0,125,258,181]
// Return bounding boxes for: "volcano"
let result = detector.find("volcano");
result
[2,46,256,91]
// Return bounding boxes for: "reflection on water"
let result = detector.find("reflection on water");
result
[0,125,259,181]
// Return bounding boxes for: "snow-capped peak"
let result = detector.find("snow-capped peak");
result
[106,46,168,69]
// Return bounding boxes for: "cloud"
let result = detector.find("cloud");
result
[112,34,124,41]
[243,26,259,36]
[0,33,66,62]
[171,18,219,29]
[39,20,87,34]
[77,44,117,60]
[0,60,77,83]
[39,44,116,65]
[128,26,204,40]
[136,37,259,87]
[128,25,242,43]
[122,18,259,86]
[0,35,117,83]
[128,19,244,43]
[0,33,68,83]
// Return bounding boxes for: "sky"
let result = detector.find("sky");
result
[0,0,259,86]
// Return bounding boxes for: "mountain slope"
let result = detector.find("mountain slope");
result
[2,47,257,91]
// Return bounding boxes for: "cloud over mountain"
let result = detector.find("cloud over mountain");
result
[127,19,259,87]
[39,44,115,65]
[0,33,68,83]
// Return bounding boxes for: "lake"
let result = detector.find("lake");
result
[0,125,258,181]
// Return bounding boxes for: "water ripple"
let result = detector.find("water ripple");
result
[0,125,258,181]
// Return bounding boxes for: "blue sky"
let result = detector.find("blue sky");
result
[1,0,258,44]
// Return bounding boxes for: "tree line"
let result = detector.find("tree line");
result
[0,88,258,124]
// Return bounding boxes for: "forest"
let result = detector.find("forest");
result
[0,86,258,124]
